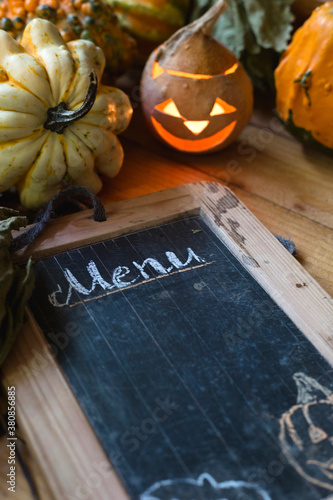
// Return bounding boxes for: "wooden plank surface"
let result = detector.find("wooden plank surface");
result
[1,93,333,499]
[100,104,333,297]
[0,432,54,500]
[13,186,199,263]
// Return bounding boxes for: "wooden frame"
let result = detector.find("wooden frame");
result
[2,182,333,500]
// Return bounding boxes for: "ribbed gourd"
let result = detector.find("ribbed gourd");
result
[0,19,133,209]
[275,2,333,150]
[0,0,136,75]
[109,0,190,43]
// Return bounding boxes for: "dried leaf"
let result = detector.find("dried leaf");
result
[243,0,294,52]
[0,209,35,366]
[190,0,295,88]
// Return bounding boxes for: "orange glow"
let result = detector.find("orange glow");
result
[155,98,183,118]
[151,117,237,153]
[224,63,238,75]
[163,68,213,79]
[184,120,209,135]
[151,61,165,79]
[151,61,239,80]
[210,98,237,116]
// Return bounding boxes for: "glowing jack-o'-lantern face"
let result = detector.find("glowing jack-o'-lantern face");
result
[141,54,253,154]
[152,95,237,153]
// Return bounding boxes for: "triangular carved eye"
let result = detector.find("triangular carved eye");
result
[152,61,165,79]
[210,98,237,116]
[155,99,183,118]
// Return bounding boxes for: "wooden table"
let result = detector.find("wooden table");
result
[108,92,333,297]
[1,89,332,499]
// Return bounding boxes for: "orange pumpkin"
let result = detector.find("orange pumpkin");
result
[275,2,333,150]
[140,0,253,154]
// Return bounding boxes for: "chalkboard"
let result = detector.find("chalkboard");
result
[28,221,333,498]
[5,183,333,500]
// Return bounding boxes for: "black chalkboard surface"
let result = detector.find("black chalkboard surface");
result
[29,212,333,500]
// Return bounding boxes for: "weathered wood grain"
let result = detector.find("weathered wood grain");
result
[122,123,333,229]
[98,133,333,296]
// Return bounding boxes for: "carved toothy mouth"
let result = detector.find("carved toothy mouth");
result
[151,117,237,153]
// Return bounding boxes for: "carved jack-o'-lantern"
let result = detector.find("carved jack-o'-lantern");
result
[141,0,253,154]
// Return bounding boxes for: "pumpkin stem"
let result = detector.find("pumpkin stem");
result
[156,0,228,61]
[44,70,98,134]
[191,0,228,37]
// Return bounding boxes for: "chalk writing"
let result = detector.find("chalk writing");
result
[293,372,332,404]
[141,472,272,500]
[48,247,206,308]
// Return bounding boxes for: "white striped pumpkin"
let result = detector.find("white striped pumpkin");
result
[0,19,132,209]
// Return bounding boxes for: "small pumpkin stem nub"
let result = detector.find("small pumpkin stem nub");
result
[193,0,229,36]
[44,70,98,134]
[157,0,228,60]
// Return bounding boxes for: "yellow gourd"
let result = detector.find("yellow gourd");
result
[0,18,133,209]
